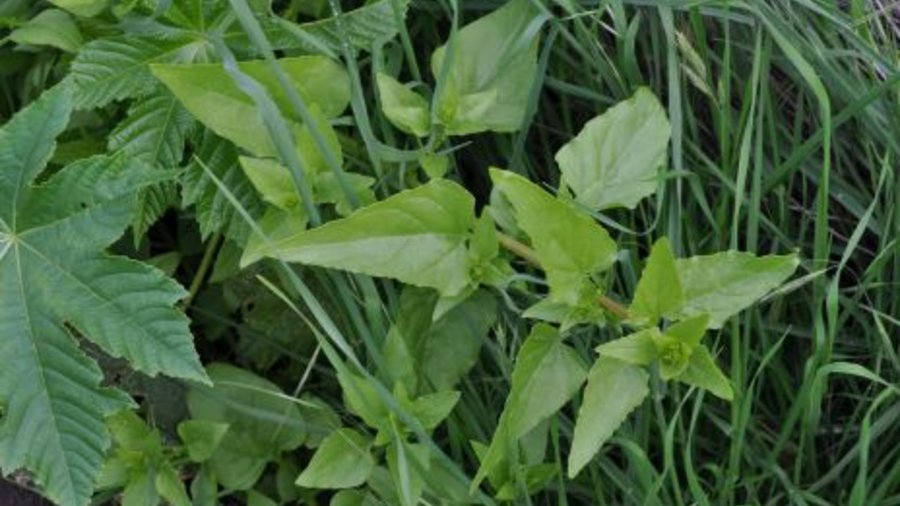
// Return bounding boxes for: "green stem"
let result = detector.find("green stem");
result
[496,232,630,320]
[184,232,222,308]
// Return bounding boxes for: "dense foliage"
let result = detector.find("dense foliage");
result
[0,1,898,505]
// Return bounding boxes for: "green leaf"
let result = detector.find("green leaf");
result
[490,168,617,304]
[9,9,82,52]
[0,85,206,506]
[431,0,544,135]
[177,420,229,463]
[182,129,265,241]
[672,251,800,328]
[677,345,734,400]
[155,462,191,506]
[473,324,587,489]
[242,179,476,297]
[296,428,374,489]
[568,356,649,478]
[410,390,460,429]
[664,313,709,349]
[257,0,411,53]
[71,34,208,109]
[186,364,306,490]
[556,87,670,210]
[239,156,300,211]
[109,88,195,237]
[376,72,430,137]
[49,0,106,17]
[151,56,349,157]
[629,237,682,325]
[421,290,497,391]
[595,327,660,365]
[469,212,499,265]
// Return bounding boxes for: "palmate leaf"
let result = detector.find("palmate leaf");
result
[109,87,196,237]
[254,0,412,53]
[0,85,207,506]
[71,33,209,109]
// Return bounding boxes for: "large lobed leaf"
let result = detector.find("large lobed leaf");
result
[0,85,207,506]
[242,179,476,297]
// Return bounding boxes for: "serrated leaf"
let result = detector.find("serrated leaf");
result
[9,9,82,52]
[0,85,207,506]
[568,356,648,478]
[473,324,586,490]
[72,34,207,109]
[672,251,800,328]
[242,179,476,297]
[376,72,430,137]
[629,237,682,325]
[431,0,544,135]
[109,88,195,168]
[151,56,349,157]
[182,129,265,241]
[296,428,374,489]
[556,87,670,210]
[677,345,733,400]
[490,168,617,304]
[595,327,660,365]
[257,0,411,53]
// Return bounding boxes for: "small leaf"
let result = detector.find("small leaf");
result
[296,428,374,489]
[430,0,544,135]
[9,9,82,52]
[469,212,499,265]
[568,356,648,478]
[376,72,430,137]
[664,313,709,349]
[490,168,617,304]
[672,251,800,328]
[473,324,586,489]
[677,345,734,401]
[411,390,460,429]
[629,237,682,325]
[177,420,229,463]
[155,462,191,506]
[418,153,449,179]
[595,327,660,365]
[242,179,476,297]
[239,156,299,211]
[556,88,670,210]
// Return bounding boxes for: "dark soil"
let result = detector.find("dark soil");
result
[0,479,50,506]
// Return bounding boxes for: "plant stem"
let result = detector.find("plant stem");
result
[184,232,222,308]
[496,232,630,320]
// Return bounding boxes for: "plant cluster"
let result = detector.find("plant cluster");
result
[1,0,897,505]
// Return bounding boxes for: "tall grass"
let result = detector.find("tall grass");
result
[226,0,900,503]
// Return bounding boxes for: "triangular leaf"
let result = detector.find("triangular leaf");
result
[473,324,586,490]
[430,0,544,135]
[242,179,476,297]
[568,356,648,478]
[296,428,374,489]
[376,72,430,137]
[490,168,617,304]
[629,237,682,325]
[151,56,349,157]
[677,345,734,401]
[595,327,660,365]
[556,88,670,210]
[672,251,800,328]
